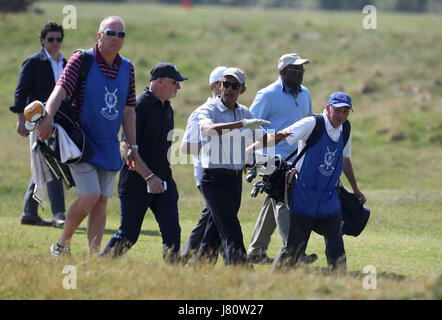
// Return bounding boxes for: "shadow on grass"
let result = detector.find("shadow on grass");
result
[303,266,407,281]
[75,227,161,237]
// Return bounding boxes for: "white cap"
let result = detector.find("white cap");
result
[278,53,310,71]
[209,66,227,85]
[222,67,246,84]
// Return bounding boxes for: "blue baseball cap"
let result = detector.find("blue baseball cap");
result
[328,92,353,110]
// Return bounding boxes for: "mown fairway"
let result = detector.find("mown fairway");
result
[0,2,440,300]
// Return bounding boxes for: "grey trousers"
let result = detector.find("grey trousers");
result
[247,195,291,256]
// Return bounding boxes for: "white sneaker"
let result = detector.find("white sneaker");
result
[50,241,71,257]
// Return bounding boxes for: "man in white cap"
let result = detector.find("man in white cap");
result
[180,66,227,264]
[193,67,270,266]
[247,53,317,264]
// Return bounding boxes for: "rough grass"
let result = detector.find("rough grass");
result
[0,2,440,300]
[0,188,440,300]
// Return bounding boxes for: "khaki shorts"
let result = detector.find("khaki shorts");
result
[68,162,118,198]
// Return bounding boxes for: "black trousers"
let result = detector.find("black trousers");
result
[181,186,226,265]
[102,178,181,263]
[181,187,210,256]
[195,169,247,265]
[273,213,346,272]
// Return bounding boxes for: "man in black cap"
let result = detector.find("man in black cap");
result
[101,62,188,263]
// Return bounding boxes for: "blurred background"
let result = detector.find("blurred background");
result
[2,0,442,13]
[0,0,440,299]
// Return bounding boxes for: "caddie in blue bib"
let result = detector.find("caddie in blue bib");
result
[80,49,130,171]
[291,130,343,219]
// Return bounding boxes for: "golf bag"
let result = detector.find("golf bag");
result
[38,49,94,187]
[250,114,338,203]
[337,182,371,237]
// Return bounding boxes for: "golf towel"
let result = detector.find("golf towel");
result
[30,130,52,209]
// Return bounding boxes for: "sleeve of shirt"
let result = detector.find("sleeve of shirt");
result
[135,97,148,147]
[284,116,316,146]
[304,88,313,117]
[343,131,351,158]
[198,105,213,126]
[11,57,34,113]
[56,51,82,97]
[249,91,269,120]
[125,62,136,107]
[183,109,200,143]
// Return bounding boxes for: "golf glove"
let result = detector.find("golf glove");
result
[242,119,271,130]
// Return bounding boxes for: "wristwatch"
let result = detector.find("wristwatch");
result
[128,144,138,150]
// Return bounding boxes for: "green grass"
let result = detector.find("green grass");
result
[0,188,440,299]
[0,2,441,299]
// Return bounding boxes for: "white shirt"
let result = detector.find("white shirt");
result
[44,48,64,82]
[285,110,351,172]
[183,97,212,186]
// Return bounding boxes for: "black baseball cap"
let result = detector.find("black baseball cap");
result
[150,62,188,82]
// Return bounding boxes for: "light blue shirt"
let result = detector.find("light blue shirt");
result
[198,97,256,170]
[250,77,312,161]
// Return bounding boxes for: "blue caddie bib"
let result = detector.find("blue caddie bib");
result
[80,49,130,171]
[290,130,343,218]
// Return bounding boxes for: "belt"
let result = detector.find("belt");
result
[204,168,243,176]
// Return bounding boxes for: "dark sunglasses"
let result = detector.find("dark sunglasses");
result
[285,67,305,74]
[102,29,126,38]
[222,81,241,90]
[46,37,63,43]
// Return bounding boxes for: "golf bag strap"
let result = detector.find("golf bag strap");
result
[70,49,93,103]
[343,119,351,148]
[286,114,351,167]
[286,114,325,168]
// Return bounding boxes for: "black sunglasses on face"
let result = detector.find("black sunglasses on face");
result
[222,81,241,90]
[102,29,126,38]
[285,67,304,74]
[46,37,63,43]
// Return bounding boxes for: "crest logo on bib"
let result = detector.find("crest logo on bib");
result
[318,147,337,176]
[101,87,119,120]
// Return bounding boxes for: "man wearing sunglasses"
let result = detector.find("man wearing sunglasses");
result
[37,16,137,257]
[102,62,187,263]
[246,53,318,265]
[179,66,227,265]
[193,67,271,266]
[10,21,67,228]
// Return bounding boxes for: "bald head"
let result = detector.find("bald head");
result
[99,16,125,33]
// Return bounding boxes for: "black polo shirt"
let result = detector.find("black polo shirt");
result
[118,88,174,196]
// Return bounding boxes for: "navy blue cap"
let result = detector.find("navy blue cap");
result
[328,92,353,110]
[150,62,188,82]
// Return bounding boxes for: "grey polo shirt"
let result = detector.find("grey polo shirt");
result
[198,97,256,170]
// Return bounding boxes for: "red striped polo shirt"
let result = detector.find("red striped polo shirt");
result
[57,44,136,115]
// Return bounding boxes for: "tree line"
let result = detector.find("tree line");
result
[1,0,441,14]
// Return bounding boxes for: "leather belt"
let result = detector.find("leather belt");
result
[204,168,242,176]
